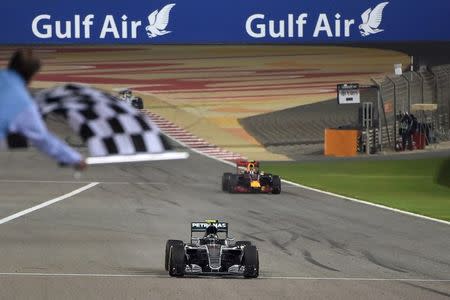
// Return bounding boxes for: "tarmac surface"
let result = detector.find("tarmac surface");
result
[0,148,449,299]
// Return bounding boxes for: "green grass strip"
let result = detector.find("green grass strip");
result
[264,158,450,222]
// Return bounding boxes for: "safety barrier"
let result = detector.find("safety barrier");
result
[373,64,450,150]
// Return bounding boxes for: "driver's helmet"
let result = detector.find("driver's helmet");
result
[247,161,258,175]
[205,224,218,238]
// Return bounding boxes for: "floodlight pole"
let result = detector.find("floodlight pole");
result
[370,79,384,152]
[401,74,410,112]
[365,102,371,155]
[417,71,425,104]
[386,76,398,150]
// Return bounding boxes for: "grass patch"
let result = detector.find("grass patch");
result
[264,158,450,221]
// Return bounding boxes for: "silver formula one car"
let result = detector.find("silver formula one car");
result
[165,220,259,278]
[115,88,144,109]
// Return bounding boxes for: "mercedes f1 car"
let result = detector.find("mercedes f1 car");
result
[165,220,259,278]
[222,160,281,194]
[115,88,144,109]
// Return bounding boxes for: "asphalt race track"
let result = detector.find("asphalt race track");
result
[0,149,449,299]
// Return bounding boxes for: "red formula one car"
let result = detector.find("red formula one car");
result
[221,160,281,194]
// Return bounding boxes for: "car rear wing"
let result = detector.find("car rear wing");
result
[191,220,228,238]
[236,160,259,167]
[235,160,259,172]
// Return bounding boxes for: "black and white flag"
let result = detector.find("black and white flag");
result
[34,84,188,164]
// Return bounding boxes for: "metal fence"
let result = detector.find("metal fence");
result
[372,64,450,150]
[432,65,450,137]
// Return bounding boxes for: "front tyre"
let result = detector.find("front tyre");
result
[242,245,259,278]
[228,174,239,193]
[132,97,144,109]
[165,240,183,271]
[222,172,232,192]
[168,244,186,277]
[272,175,281,194]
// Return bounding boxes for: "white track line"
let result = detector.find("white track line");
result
[0,272,162,278]
[204,152,450,225]
[0,180,168,185]
[0,179,95,184]
[259,276,450,282]
[282,179,450,226]
[0,182,99,225]
[0,272,447,282]
[163,132,450,226]
[137,108,449,226]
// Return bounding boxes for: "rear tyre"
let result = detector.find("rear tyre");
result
[242,245,259,278]
[272,175,281,194]
[222,172,232,192]
[165,240,183,271]
[132,97,144,109]
[228,174,239,193]
[236,241,251,248]
[168,244,186,277]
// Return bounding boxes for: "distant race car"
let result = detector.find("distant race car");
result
[115,88,144,109]
[222,160,281,194]
[165,220,259,278]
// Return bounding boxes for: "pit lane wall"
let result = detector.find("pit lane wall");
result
[1,1,450,44]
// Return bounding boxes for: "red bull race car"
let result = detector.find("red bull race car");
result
[221,160,281,194]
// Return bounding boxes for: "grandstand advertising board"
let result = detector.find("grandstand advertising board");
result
[337,84,360,105]
[1,0,450,44]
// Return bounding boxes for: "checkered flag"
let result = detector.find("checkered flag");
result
[34,84,187,163]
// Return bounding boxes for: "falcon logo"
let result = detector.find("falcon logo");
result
[359,2,389,36]
[145,3,176,38]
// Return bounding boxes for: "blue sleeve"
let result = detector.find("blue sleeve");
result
[9,103,82,165]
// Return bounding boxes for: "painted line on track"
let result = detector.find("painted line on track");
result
[281,178,450,226]
[141,108,247,162]
[162,132,450,226]
[0,272,448,282]
[192,149,450,225]
[138,107,450,225]
[0,182,99,225]
[0,179,168,185]
[0,179,221,187]
[260,276,450,282]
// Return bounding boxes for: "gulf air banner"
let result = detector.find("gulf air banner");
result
[2,0,449,44]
